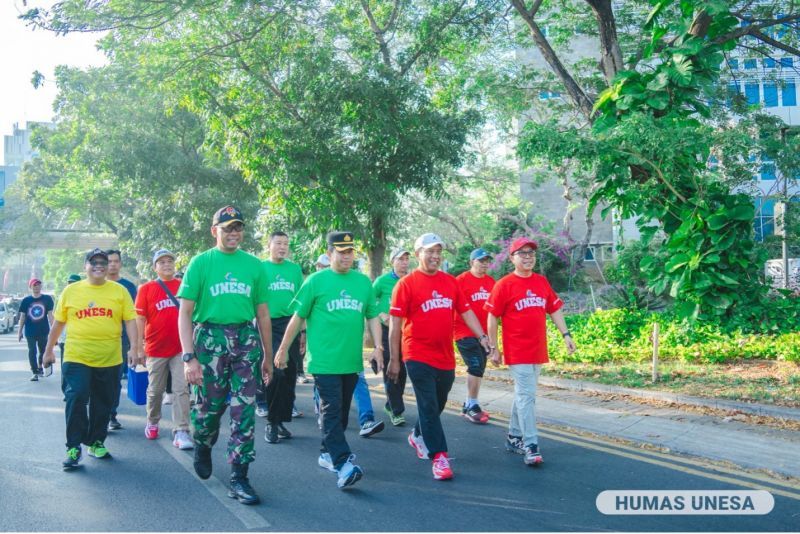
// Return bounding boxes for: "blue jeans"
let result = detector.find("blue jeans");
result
[353,372,374,425]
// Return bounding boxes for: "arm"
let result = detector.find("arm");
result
[255,303,273,383]
[124,319,139,367]
[460,309,491,352]
[179,299,203,386]
[47,310,54,328]
[387,315,403,382]
[42,320,66,368]
[17,312,25,342]
[366,317,383,372]
[274,313,304,370]
[136,316,147,365]
[550,309,576,354]
[487,313,502,365]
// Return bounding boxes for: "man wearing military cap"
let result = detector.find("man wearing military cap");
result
[273,231,382,489]
[178,206,272,505]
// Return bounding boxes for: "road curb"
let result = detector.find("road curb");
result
[483,368,800,423]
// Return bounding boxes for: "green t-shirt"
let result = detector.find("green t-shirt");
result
[177,248,269,324]
[262,259,304,318]
[292,268,379,374]
[373,271,400,317]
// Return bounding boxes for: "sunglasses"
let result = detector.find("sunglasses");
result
[89,260,109,267]
[219,223,244,233]
[513,250,536,258]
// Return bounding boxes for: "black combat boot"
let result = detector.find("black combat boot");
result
[193,445,212,480]
[228,463,260,505]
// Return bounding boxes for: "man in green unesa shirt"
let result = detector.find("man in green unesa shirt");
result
[178,205,272,506]
[372,247,411,426]
[274,231,382,490]
[261,231,304,444]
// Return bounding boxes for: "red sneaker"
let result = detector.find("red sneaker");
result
[144,424,159,440]
[432,452,453,480]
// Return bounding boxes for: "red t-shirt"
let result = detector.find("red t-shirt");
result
[484,272,563,365]
[390,269,470,370]
[135,278,182,358]
[453,271,495,341]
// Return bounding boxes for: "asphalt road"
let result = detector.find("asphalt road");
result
[0,330,798,532]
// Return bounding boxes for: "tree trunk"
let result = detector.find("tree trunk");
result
[585,0,624,84]
[367,213,387,281]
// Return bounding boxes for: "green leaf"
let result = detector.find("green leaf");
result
[707,214,729,231]
[665,253,691,273]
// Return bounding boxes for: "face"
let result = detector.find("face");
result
[392,253,410,276]
[511,247,537,272]
[416,245,442,274]
[270,235,289,261]
[330,248,354,273]
[154,256,176,279]
[106,252,122,276]
[212,222,244,252]
[471,257,491,276]
[30,282,42,295]
[85,256,109,283]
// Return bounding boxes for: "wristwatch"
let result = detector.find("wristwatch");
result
[181,352,196,363]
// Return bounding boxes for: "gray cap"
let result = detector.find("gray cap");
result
[152,248,175,264]
[390,248,411,262]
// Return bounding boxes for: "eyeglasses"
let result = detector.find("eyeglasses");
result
[513,250,536,258]
[219,223,244,233]
[89,260,109,267]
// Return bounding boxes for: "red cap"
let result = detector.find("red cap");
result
[509,237,538,255]
[28,278,42,288]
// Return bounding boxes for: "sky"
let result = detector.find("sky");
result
[0,1,106,162]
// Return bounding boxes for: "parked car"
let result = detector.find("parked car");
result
[0,301,15,334]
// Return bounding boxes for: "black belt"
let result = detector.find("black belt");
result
[199,321,253,329]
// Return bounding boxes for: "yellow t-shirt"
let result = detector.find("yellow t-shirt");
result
[54,280,137,367]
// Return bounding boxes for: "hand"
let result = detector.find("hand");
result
[478,335,491,354]
[564,336,577,355]
[261,358,273,386]
[490,348,502,366]
[42,349,56,369]
[387,358,401,383]
[369,348,383,373]
[274,348,287,370]
[299,332,306,356]
[379,312,389,325]
[184,359,203,386]
[18,330,23,342]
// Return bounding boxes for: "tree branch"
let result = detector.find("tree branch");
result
[360,0,393,69]
[749,28,800,58]
[399,0,468,76]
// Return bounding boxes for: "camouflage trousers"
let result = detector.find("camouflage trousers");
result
[192,322,262,465]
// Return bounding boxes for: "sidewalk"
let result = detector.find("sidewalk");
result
[365,368,800,480]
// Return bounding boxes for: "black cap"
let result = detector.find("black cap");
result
[212,206,244,227]
[327,231,356,251]
[85,248,109,262]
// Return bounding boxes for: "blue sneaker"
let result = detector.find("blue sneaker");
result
[336,454,363,489]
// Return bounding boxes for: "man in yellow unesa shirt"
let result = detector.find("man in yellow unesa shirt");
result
[44,248,139,471]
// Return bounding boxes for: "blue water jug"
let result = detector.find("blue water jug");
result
[127,365,148,406]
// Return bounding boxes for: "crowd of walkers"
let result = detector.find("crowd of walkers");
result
[20,205,575,504]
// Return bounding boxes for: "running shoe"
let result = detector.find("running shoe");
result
[62,447,82,471]
[173,430,194,450]
[88,441,111,459]
[336,454,363,489]
[524,444,543,466]
[359,420,385,437]
[432,452,453,480]
[463,404,488,424]
[408,431,429,460]
[291,405,304,418]
[264,424,279,444]
[297,373,310,384]
[108,417,122,431]
[163,393,173,405]
[383,406,406,426]
[255,405,269,418]
[30,374,38,382]
[318,452,336,472]
[145,423,159,440]
[277,423,292,439]
[505,434,525,455]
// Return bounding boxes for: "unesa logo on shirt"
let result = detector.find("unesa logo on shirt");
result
[421,290,453,312]
[326,289,364,312]
[514,290,546,311]
[76,302,114,319]
[210,273,252,297]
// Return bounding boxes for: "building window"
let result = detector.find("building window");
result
[780,57,794,68]
[744,58,758,70]
[584,246,595,261]
[764,57,776,69]
[729,58,739,70]
[764,83,779,107]
[754,198,775,241]
[783,80,797,106]
[761,161,776,180]
[745,82,760,105]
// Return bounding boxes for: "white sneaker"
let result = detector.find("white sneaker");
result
[163,393,173,405]
[336,454,363,489]
[255,406,269,418]
[173,430,194,450]
[318,452,336,472]
[408,431,429,460]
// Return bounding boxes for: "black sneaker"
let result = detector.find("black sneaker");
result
[359,420,385,437]
[108,417,122,430]
[228,464,260,505]
[265,424,279,444]
[193,445,212,479]
[505,434,525,455]
[30,374,39,382]
[62,447,82,471]
[277,423,292,439]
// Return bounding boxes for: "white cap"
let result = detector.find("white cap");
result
[316,253,331,267]
[414,233,445,251]
[389,247,410,262]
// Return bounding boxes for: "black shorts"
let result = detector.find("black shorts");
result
[456,337,487,378]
